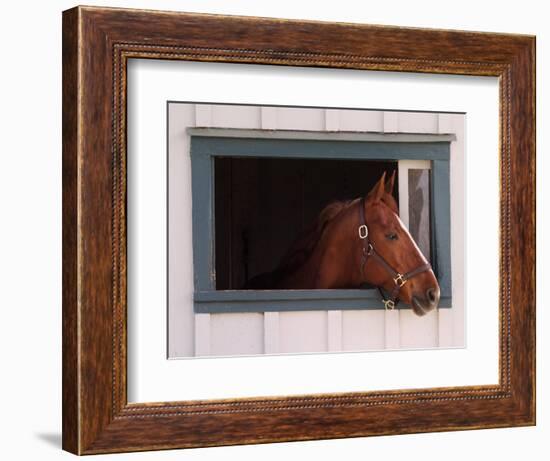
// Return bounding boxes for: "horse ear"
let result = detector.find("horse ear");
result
[367,172,386,202]
[385,170,396,195]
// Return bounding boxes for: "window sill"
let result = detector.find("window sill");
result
[194,289,452,313]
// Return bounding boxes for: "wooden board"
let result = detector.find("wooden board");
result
[62,6,535,454]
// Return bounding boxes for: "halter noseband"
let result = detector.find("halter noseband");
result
[358,197,432,310]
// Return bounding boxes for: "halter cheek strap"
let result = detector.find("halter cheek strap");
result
[358,197,432,310]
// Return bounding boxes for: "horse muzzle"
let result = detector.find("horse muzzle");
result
[411,286,440,316]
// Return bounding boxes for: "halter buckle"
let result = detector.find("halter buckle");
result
[358,224,368,239]
[393,274,407,287]
[383,299,395,310]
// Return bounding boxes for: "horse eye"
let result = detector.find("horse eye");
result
[386,233,398,241]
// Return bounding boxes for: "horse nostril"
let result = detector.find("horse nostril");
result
[426,287,440,305]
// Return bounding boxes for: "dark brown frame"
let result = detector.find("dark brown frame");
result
[62,5,536,455]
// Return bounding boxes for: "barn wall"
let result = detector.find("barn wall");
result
[168,103,464,358]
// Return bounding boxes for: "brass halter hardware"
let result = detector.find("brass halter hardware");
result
[358,224,368,239]
[393,274,407,288]
[382,299,396,310]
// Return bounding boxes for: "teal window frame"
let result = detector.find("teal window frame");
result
[187,130,452,313]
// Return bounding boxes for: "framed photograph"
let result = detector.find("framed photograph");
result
[62,5,535,454]
[162,102,463,362]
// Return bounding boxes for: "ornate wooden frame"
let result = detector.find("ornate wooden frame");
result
[62,5,535,455]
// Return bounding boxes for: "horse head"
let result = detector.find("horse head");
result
[362,172,440,316]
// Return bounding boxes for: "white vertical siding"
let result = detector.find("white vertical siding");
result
[327,311,343,352]
[397,111,439,133]
[194,104,212,127]
[384,310,401,349]
[339,109,383,132]
[167,103,196,358]
[279,311,328,354]
[170,104,463,358]
[437,308,455,348]
[210,313,264,356]
[261,107,278,129]
[438,112,457,348]
[399,309,439,348]
[274,107,325,131]
[263,312,280,354]
[342,310,385,351]
[194,313,211,356]
[442,113,465,348]
[383,111,399,133]
[325,109,340,131]
[210,104,261,129]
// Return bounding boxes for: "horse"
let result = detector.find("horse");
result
[245,171,440,316]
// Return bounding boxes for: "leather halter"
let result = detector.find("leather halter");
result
[358,197,432,310]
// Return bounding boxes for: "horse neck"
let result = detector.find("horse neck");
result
[310,200,364,288]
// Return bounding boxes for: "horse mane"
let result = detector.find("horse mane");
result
[274,199,357,275]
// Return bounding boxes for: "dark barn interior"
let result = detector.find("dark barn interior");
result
[214,157,398,290]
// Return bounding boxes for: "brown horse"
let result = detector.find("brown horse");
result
[246,172,440,316]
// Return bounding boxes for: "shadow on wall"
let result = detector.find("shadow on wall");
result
[35,432,61,448]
